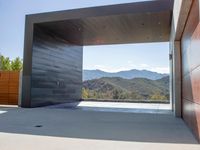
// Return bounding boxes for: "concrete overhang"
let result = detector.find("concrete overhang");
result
[27,0,174,45]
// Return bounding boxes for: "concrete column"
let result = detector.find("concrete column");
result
[169,41,173,111]
[170,0,193,117]
[172,41,182,117]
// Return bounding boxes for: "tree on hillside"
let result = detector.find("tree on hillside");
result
[113,89,122,99]
[11,57,23,71]
[130,91,142,99]
[149,92,167,100]
[118,92,128,99]
[82,88,89,99]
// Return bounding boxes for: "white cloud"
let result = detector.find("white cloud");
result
[149,67,169,74]
[127,60,133,64]
[139,64,149,68]
[133,64,169,74]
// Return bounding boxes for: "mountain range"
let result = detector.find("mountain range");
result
[82,76,169,101]
[83,69,168,81]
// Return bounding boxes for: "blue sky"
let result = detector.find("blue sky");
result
[83,43,169,73]
[0,0,169,73]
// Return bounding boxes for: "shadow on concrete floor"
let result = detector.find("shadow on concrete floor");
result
[0,105,198,144]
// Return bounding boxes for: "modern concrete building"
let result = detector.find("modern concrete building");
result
[21,0,200,142]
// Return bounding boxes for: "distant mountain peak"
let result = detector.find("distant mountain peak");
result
[83,69,168,81]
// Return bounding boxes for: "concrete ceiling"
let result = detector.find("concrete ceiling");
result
[33,0,174,45]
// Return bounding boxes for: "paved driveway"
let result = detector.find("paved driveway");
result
[0,105,199,150]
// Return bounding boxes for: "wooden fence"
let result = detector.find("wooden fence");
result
[0,71,19,105]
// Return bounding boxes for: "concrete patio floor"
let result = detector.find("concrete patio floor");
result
[47,101,172,114]
[0,104,199,150]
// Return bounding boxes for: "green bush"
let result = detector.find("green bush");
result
[0,55,23,71]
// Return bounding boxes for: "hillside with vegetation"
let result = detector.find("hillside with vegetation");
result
[83,69,168,81]
[82,76,169,101]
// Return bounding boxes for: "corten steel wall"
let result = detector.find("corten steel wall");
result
[27,26,83,107]
[0,71,19,105]
[181,0,200,142]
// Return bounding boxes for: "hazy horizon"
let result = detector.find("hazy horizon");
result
[83,68,169,74]
[83,42,169,74]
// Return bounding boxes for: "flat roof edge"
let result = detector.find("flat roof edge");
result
[26,0,174,24]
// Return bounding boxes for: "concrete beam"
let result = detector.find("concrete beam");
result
[27,0,173,45]
[28,0,173,24]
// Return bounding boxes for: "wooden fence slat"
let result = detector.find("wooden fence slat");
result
[0,94,9,104]
[0,71,19,105]
[8,94,18,105]
[0,81,9,93]
[0,72,9,81]
[9,82,19,94]
[9,72,19,81]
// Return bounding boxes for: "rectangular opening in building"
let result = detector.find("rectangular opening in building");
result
[82,42,170,105]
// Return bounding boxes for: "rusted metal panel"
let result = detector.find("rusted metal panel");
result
[181,0,200,142]
[0,71,19,105]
